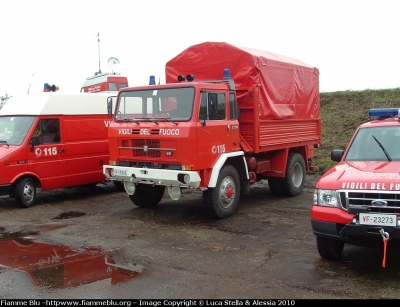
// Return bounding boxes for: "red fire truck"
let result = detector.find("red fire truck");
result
[103,42,321,219]
[80,72,128,93]
[311,108,400,265]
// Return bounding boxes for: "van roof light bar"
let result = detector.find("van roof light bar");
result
[369,108,400,120]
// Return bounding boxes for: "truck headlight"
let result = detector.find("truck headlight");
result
[314,189,340,207]
[178,173,190,184]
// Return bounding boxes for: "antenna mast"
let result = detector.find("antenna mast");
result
[27,73,34,94]
[97,32,101,74]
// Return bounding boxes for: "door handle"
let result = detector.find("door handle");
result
[227,125,230,136]
[58,148,66,152]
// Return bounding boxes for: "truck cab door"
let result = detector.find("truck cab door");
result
[196,91,234,171]
[27,118,66,190]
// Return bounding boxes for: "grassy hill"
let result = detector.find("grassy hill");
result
[313,88,400,173]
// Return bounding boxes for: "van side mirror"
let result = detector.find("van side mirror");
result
[208,93,218,115]
[30,136,40,151]
[107,97,113,117]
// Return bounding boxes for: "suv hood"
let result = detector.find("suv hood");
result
[316,161,400,191]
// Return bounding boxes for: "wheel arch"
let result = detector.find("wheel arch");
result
[208,152,248,188]
[10,173,41,197]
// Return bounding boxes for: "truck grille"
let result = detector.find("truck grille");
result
[339,190,400,214]
[119,139,177,159]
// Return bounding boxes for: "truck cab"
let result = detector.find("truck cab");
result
[311,108,400,263]
[104,76,244,218]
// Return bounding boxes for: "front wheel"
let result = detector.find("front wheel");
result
[203,165,240,219]
[15,177,37,208]
[129,184,165,208]
[316,236,345,260]
[282,153,306,197]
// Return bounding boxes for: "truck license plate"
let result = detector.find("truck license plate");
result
[359,213,397,226]
[114,169,127,176]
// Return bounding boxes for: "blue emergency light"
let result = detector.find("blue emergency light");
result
[369,108,400,119]
[43,83,58,92]
[149,75,156,85]
[223,68,232,80]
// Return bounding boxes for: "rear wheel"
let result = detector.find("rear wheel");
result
[316,236,345,260]
[268,177,285,196]
[15,177,37,208]
[282,153,306,196]
[129,184,165,208]
[203,165,240,219]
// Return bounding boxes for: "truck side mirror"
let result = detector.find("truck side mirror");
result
[107,97,113,117]
[208,93,218,115]
[30,136,40,151]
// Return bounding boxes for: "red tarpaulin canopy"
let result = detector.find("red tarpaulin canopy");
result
[166,42,320,120]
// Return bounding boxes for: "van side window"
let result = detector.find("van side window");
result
[119,83,127,89]
[35,119,60,144]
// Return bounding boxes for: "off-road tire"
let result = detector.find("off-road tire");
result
[203,165,240,219]
[282,153,306,196]
[316,236,345,260]
[129,184,165,208]
[15,177,37,208]
[268,177,285,196]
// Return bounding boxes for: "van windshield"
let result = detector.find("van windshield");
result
[115,87,195,122]
[0,116,36,145]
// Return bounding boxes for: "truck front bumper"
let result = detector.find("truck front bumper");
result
[103,165,201,189]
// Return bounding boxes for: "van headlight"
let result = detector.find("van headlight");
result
[314,189,340,207]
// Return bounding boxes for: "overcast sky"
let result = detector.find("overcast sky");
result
[1,0,399,96]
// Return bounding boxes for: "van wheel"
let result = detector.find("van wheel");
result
[15,177,36,208]
[114,181,125,192]
[282,153,306,196]
[268,177,285,196]
[203,165,240,219]
[316,236,345,260]
[129,184,165,207]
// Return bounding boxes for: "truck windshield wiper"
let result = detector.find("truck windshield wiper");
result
[151,117,178,125]
[120,118,138,123]
[372,135,392,161]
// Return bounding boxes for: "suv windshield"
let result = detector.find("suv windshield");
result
[115,87,195,122]
[345,126,400,161]
[0,116,36,145]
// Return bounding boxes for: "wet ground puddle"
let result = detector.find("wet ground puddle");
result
[0,228,144,291]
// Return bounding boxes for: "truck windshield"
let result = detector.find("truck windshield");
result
[115,87,195,122]
[0,116,36,145]
[345,126,400,161]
